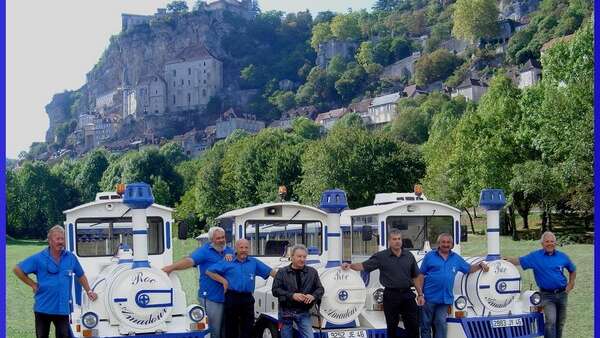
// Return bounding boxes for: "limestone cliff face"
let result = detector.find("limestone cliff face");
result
[45,9,244,143]
[45,91,77,143]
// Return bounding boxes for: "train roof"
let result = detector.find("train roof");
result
[342,200,460,217]
[216,201,327,219]
[63,199,174,215]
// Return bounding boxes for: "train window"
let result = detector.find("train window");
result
[75,216,165,257]
[244,220,322,256]
[386,216,454,250]
[350,215,379,258]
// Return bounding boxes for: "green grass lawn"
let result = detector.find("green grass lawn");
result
[6,235,593,337]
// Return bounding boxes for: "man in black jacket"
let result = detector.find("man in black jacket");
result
[272,244,324,338]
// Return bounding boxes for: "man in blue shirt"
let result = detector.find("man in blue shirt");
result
[13,225,97,338]
[505,231,576,338]
[207,238,276,338]
[162,226,233,338]
[419,233,488,338]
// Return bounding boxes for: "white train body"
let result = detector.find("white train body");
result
[215,190,544,338]
[64,188,208,338]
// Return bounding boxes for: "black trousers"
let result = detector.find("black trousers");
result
[34,312,70,338]
[382,289,419,338]
[224,290,255,338]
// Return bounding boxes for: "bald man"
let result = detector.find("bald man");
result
[207,239,276,338]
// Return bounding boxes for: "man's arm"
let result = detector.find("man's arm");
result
[469,261,490,273]
[566,271,576,293]
[341,262,364,271]
[503,256,521,266]
[13,266,37,293]
[78,275,98,301]
[413,273,425,305]
[162,257,195,274]
[269,269,277,278]
[206,271,229,292]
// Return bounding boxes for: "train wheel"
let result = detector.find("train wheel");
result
[255,319,279,338]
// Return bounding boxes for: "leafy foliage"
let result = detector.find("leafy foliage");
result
[452,0,499,42]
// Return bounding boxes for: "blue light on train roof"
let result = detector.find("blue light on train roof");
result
[479,189,506,210]
[319,189,348,213]
[123,182,154,209]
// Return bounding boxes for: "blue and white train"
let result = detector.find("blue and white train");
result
[63,183,209,338]
[213,188,544,338]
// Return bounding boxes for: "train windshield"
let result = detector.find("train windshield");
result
[386,216,454,249]
[75,217,165,257]
[244,220,322,256]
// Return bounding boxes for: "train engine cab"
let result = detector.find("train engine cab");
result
[340,189,544,338]
[63,183,208,337]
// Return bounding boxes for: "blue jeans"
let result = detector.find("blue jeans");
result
[203,298,225,338]
[280,310,313,338]
[541,291,568,338]
[420,302,448,338]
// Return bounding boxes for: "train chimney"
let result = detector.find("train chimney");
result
[123,183,155,268]
[319,189,348,267]
[479,189,506,261]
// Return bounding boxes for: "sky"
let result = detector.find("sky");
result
[6,0,376,159]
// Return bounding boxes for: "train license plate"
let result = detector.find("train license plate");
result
[328,330,367,338]
[491,318,523,328]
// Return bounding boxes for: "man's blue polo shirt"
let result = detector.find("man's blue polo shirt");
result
[519,249,576,290]
[190,243,234,303]
[420,250,470,305]
[207,256,272,293]
[18,248,84,315]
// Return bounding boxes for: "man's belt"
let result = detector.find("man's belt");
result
[383,287,412,293]
[540,287,566,294]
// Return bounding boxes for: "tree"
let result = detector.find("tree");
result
[298,125,425,208]
[310,22,333,50]
[452,0,499,42]
[413,49,462,86]
[389,106,429,144]
[335,63,367,102]
[268,90,297,113]
[330,14,361,41]
[166,0,188,13]
[74,149,110,202]
[292,117,321,140]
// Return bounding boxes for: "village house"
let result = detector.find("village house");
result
[315,107,348,130]
[216,108,265,139]
[451,78,488,103]
[518,59,542,89]
[364,92,402,126]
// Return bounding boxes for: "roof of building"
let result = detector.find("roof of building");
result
[168,44,218,64]
[370,92,402,107]
[456,78,488,89]
[348,98,372,113]
[315,108,348,123]
[403,84,428,98]
[521,58,542,71]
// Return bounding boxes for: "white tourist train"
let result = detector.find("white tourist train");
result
[63,183,208,338]
[213,188,544,338]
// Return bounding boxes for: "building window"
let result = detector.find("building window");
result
[173,70,176,76]
[207,73,210,79]
[187,93,191,104]
[203,79,206,84]
[173,81,176,87]
[181,79,184,86]
[188,68,191,75]
[203,61,206,66]
[202,89,206,97]
[173,95,176,104]
[188,80,191,86]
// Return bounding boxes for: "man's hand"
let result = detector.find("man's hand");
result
[303,294,315,304]
[566,283,574,293]
[222,280,229,293]
[416,295,425,306]
[341,263,351,270]
[225,254,234,262]
[31,283,38,294]
[87,290,98,301]
[480,262,490,272]
[292,293,307,302]
[162,266,174,275]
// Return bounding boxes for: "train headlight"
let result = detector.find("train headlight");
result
[530,292,542,306]
[454,296,467,310]
[189,305,205,322]
[373,288,384,304]
[82,312,99,329]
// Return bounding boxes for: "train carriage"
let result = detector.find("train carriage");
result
[63,184,209,338]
